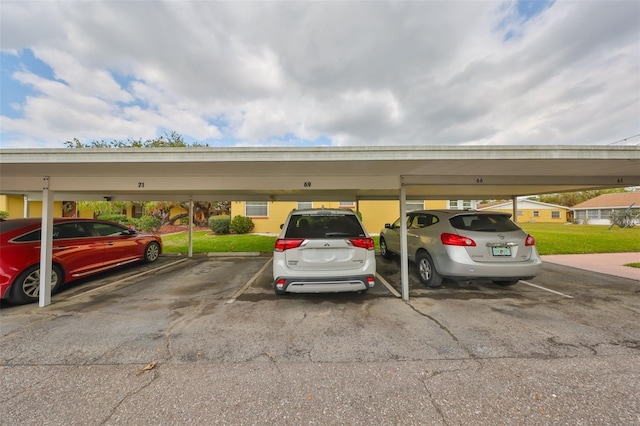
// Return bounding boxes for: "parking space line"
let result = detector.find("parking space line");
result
[376,273,401,298]
[227,257,273,304]
[519,280,574,298]
[67,258,189,300]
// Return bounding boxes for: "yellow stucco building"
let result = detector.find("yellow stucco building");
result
[230,200,450,234]
[2,194,568,234]
[477,200,568,224]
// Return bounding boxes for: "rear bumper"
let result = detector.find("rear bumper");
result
[274,275,376,293]
[433,247,543,280]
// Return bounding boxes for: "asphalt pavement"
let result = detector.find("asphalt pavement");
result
[0,254,638,425]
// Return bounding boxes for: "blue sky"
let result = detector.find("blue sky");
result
[1,0,638,148]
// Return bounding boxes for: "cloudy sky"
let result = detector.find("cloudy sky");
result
[1,0,638,149]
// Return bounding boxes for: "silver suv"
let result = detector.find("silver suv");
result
[272,208,376,295]
[379,210,541,287]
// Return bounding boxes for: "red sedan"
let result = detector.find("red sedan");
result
[0,218,162,304]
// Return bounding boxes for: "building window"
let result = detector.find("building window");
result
[297,202,313,210]
[551,211,560,219]
[406,201,424,212]
[339,201,355,208]
[246,201,268,217]
[132,204,144,219]
[533,211,540,217]
[448,200,475,210]
[587,209,600,219]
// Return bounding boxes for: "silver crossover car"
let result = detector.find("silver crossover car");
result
[379,210,541,287]
[273,208,376,295]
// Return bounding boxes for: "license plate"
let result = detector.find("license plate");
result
[492,247,511,256]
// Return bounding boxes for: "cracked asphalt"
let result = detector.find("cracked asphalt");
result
[1,254,638,425]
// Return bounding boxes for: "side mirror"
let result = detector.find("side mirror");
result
[280,224,284,229]
[384,223,392,229]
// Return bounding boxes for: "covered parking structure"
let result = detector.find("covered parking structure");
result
[1,145,639,306]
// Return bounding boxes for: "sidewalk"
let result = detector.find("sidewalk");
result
[541,252,640,281]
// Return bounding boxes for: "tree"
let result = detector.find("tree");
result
[144,201,230,227]
[78,200,130,217]
[67,133,230,226]
[539,188,629,207]
[64,131,209,148]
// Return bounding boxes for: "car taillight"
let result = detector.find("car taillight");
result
[274,238,304,252]
[525,234,536,246]
[440,233,476,247]
[349,237,375,250]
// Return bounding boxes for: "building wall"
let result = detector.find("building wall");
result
[483,204,567,223]
[0,195,93,219]
[230,199,448,234]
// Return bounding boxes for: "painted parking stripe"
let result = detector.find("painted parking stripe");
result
[67,258,189,300]
[519,280,574,299]
[227,257,273,304]
[376,273,401,298]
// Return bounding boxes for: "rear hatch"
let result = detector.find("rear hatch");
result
[283,213,369,272]
[448,213,534,262]
[284,238,367,271]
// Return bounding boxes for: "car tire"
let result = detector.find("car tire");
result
[143,242,161,263]
[493,280,520,286]
[379,237,393,259]
[8,264,63,305]
[416,252,443,288]
[274,286,286,296]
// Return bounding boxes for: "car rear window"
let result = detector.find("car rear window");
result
[13,230,41,242]
[285,214,366,238]
[449,214,520,232]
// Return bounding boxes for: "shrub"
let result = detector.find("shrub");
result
[136,215,161,232]
[209,216,230,234]
[0,211,8,219]
[230,215,254,234]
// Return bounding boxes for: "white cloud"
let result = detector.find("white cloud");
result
[0,0,638,148]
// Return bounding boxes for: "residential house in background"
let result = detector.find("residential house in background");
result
[477,199,569,223]
[571,192,640,225]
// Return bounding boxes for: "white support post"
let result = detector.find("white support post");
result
[188,199,194,258]
[399,185,409,301]
[39,177,54,307]
[512,196,518,223]
[23,195,30,218]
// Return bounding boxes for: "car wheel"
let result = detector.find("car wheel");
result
[379,237,393,259]
[143,242,161,263]
[493,280,520,286]
[416,252,443,288]
[274,286,286,296]
[8,264,63,305]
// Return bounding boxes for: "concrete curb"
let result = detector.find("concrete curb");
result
[207,252,262,257]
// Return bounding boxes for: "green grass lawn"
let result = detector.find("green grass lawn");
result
[161,224,640,256]
[161,231,277,254]
[519,223,640,255]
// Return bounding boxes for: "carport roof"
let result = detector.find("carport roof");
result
[1,145,639,201]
